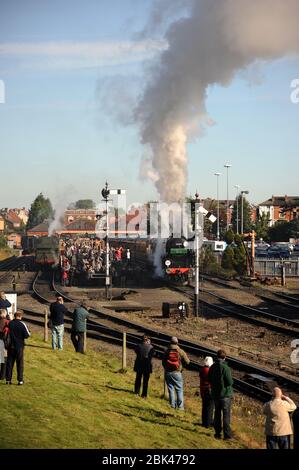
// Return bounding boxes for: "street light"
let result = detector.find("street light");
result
[224,164,232,232]
[241,190,249,235]
[234,185,240,234]
[214,172,221,240]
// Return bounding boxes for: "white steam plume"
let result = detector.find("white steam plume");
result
[48,187,78,236]
[135,0,299,203]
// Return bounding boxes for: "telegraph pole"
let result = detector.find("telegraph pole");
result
[101,183,126,300]
[101,182,111,299]
[194,192,217,317]
[194,192,201,317]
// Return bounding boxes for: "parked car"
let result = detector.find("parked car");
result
[267,245,291,259]
[255,247,269,258]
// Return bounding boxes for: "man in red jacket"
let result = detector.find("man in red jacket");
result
[200,356,215,428]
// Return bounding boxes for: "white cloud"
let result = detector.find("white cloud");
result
[0,40,167,70]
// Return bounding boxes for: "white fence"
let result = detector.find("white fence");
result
[254,258,299,277]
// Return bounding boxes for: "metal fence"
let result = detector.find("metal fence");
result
[254,258,299,277]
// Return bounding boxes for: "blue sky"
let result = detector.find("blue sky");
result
[0,0,298,210]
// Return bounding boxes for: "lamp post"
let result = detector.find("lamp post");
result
[224,164,232,232]
[214,172,221,240]
[234,184,240,234]
[241,190,249,235]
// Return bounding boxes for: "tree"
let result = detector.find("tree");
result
[268,218,299,242]
[254,213,270,242]
[221,246,235,271]
[74,199,95,210]
[233,234,247,275]
[200,245,218,274]
[0,235,7,249]
[231,195,252,234]
[224,229,234,245]
[27,193,54,229]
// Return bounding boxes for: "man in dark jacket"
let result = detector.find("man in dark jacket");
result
[134,335,154,398]
[49,295,68,350]
[71,302,90,353]
[6,310,30,385]
[208,349,234,440]
[162,336,190,410]
[0,291,12,318]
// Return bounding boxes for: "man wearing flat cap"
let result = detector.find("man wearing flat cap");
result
[162,336,190,410]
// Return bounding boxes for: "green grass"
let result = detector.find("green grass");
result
[0,334,264,449]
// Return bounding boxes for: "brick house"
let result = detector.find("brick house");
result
[258,195,299,226]
[64,209,96,225]
[0,215,4,233]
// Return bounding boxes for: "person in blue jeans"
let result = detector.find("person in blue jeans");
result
[208,349,234,440]
[49,296,68,350]
[162,337,190,410]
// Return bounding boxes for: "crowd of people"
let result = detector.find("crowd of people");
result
[0,292,30,385]
[58,237,131,287]
[0,287,298,449]
[133,336,299,448]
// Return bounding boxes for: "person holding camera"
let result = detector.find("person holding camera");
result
[134,335,154,398]
[49,295,68,350]
[263,387,296,449]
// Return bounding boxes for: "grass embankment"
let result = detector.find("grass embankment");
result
[0,334,264,449]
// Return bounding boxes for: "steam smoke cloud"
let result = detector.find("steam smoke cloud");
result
[135,0,299,203]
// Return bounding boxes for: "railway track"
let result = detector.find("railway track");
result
[0,256,34,284]
[202,274,299,317]
[24,271,299,403]
[129,254,299,333]
[181,283,299,337]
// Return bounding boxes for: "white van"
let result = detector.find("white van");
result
[202,240,227,252]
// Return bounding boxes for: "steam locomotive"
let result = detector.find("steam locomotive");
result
[34,237,60,268]
[163,237,194,284]
[111,236,194,284]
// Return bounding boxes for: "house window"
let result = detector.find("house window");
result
[279,211,285,219]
